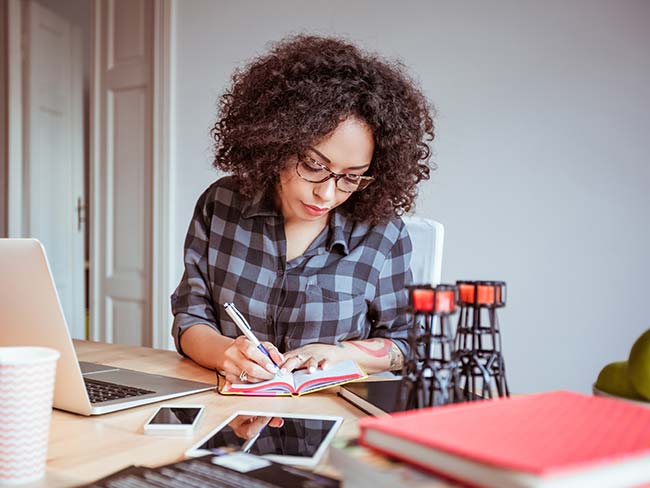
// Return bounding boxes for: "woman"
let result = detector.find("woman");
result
[171,34,434,385]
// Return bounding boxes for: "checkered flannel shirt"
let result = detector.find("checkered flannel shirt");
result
[171,176,413,357]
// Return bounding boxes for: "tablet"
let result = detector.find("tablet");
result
[185,411,343,467]
[338,379,406,416]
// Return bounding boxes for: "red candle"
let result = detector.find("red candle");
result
[459,283,502,305]
[435,290,455,313]
[459,284,475,303]
[412,289,434,311]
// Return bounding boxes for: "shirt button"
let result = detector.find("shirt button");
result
[276,268,284,277]
[266,317,274,326]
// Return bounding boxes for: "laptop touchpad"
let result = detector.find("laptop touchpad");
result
[79,361,120,375]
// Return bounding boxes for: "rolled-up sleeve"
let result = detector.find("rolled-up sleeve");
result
[170,188,221,357]
[368,223,413,359]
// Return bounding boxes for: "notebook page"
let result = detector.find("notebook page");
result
[292,359,363,392]
[226,369,295,392]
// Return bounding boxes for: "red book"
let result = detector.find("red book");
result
[359,390,650,488]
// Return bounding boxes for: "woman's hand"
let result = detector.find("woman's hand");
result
[220,336,284,384]
[228,415,284,440]
[280,343,341,374]
[281,339,404,375]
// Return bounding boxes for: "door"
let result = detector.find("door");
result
[92,0,154,346]
[23,1,85,339]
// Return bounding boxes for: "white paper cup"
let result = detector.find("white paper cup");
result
[0,347,60,485]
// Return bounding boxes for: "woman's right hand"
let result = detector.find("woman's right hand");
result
[220,335,284,384]
[229,415,284,440]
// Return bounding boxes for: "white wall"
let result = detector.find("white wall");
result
[172,0,650,394]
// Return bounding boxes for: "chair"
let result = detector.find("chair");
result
[402,216,444,286]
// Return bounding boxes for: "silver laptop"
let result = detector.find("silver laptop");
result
[0,239,214,415]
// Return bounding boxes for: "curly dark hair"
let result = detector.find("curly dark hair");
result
[210,34,435,224]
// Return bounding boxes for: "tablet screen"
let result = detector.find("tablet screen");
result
[196,414,338,458]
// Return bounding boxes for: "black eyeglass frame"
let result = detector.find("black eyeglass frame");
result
[295,152,375,193]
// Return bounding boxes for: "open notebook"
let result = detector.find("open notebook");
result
[220,359,367,397]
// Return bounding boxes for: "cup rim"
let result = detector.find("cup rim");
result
[0,346,60,365]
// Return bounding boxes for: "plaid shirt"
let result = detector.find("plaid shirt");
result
[171,176,412,357]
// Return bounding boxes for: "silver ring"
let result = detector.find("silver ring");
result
[239,369,248,382]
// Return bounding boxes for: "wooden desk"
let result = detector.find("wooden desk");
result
[34,340,368,487]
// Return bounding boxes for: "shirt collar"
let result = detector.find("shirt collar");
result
[242,191,352,255]
[327,208,351,255]
[241,190,281,219]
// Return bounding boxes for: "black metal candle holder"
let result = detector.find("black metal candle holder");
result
[400,284,461,409]
[455,280,509,400]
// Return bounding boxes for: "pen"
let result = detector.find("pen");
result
[223,302,279,369]
[241,428,263,453]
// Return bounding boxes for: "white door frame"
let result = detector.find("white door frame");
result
[151,0,175,350]
[6,0,23,238]
[89,0,174,349]
[0,0,7,237]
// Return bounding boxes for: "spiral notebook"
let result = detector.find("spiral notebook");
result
[220,359,367,397]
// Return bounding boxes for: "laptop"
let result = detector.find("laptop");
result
[0,239,214,415]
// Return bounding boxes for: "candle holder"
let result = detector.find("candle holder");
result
[400,284,461,409]
[455,280,509,400]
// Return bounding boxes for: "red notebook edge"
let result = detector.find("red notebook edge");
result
[225,378,293,393]
[358,390,650,481]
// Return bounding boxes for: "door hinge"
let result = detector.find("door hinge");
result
[76,196,86,232]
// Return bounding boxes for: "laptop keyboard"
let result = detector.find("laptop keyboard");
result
[84,377,156,404]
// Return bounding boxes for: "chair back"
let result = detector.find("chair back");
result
[402,216,444,286]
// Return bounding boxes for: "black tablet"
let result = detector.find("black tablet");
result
[338,379,406,416]
[185,411,343,467]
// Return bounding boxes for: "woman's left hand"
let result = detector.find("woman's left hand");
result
[280,343,341,374]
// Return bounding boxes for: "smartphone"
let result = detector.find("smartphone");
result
[143,405,205,435]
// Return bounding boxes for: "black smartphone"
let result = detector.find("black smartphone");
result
[143,405,204,434]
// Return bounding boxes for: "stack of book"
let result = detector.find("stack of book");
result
[329,437,447,488]
[358,390,650,488]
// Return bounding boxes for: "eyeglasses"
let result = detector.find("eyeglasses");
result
[295,153,375,193]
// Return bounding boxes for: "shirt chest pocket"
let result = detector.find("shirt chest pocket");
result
[287,284,368,349]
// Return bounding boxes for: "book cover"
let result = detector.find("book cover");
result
[359,390,650,488]
[220,359,367,397]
